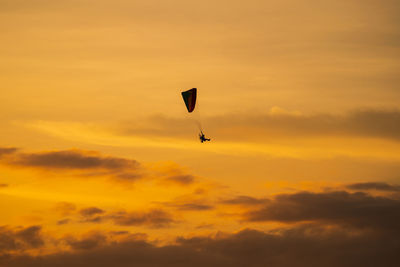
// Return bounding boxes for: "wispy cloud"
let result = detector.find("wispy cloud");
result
[22,117,400,160]
[109,209,175,228]
[0,148,200,185]
[346,182,400,192]
[10,149,139,172]
[121,109,400,141]
[0,147,18,157]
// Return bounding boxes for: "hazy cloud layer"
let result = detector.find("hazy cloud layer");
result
[121,109,400,141]
[56,219,70,226]
[0,148,201,186]
[109,209,175,228]
[2,187,400,266]
[11,150,138,171]
[164,202,214,211]
[2,225,399,267]
[346,182,400,192]
[0,147,18,157]
[164,174,196,185]
[55,205,176,228]
[0,149,143,182]
[221,195,269,206]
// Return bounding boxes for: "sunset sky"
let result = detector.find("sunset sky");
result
[1,0,400,266]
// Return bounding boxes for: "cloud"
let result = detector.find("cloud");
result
[53,205,177,228]
[121,109,400,142]
[56,219,70,226]
[244,191,400,231]
[0,183,9,188]
[0,148,199,184]
[109,209,175,228]
[0,147,18,157]
[346,182,400,192]
[63,232,107,251]
[79,207,105,217]
[0,148,145,182]
[11,150,138,170]
[78,207,106,223]
[167,202,214,211]
[2,225,399,267]
[221,195,269,206]
[0,225,44,255]
[164,174,196,186]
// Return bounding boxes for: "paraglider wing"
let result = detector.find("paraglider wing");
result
[181,88,197,113]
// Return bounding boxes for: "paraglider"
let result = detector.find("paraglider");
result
[199,131,211,143]
[181,88,211,143]
[181,88,197,113]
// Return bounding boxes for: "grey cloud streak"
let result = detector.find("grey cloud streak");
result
[0,149,144,182]
[11,150,138,170]
[0,147,18,157]
[109,209,175,228]
[56,205,176,228]
[0,148,200,186]
[346,182,400,192]
[121,109,400,141]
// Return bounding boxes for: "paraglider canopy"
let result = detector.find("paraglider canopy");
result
[181,88,197,113]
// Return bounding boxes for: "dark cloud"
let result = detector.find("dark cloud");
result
[64,233,107,251]
[0,147,18,157]
[109,209,174,228]
[109,231,130,236]
[170,203,214,211]
[78,207,106,223]
[221,195,269,206]
[0,225,44,254]
[245,191,400,231]
[159,198,214,211]
[15,226,44,248]
[56,219,70,225]
[79,207,105,217]
[0,183,9,188]
[2,225,399,267]
[58,206,176,228]
[0,148,200,185]
[164,175,196,185]
[114,172,142,181]
[11,150,138,170]
[346,182,400,192]
[79,216,103,223]
[0,149,145,183]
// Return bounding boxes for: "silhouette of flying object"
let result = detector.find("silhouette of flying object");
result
[181,88,211,143]
[199,131,211,143]
[181,88,197,113]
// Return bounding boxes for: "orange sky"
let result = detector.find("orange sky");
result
[1,0,399,266]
